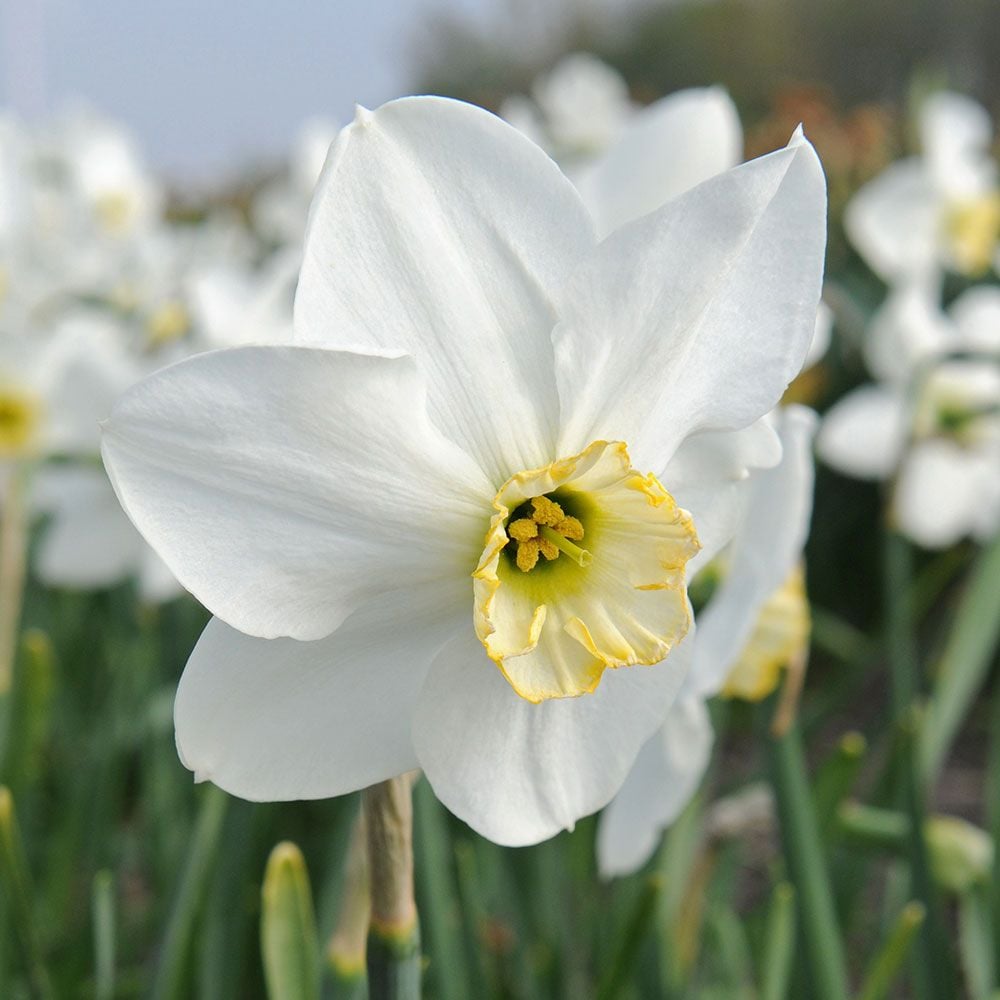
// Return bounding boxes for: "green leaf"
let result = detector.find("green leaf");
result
[920,532,1000,786]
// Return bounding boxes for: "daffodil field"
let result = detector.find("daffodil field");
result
[2,6,1000,999]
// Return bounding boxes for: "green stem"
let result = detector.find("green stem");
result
[0,786,54,1000]
[0,467,29,757]
[766,716,849,1000]
[919,532,1000,786]
[857,902,926,1000]
[363,777,421,1000]
[328,810,370,999]
[882,529,955,998]
[595,876,662,1000]
[759,882,796,1000]
[150,784,229,1000]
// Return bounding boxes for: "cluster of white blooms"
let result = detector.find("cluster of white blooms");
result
[819,92,1000,548]
[0,105,316,599]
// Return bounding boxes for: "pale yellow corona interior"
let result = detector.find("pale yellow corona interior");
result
[474,440,700,703]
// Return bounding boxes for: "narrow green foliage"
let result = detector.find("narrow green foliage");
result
[91,870,115,1000]
[412,779,471,1000]
[4,629,55,795]
[0,786,53,1000]
[366,921,421,1000]
[759,882,796,1000]
[920,532,1000,785]
[150,784,229,1000]
[766,717,849,1000]
[261,841,321,1000]
[957,887,996,1000]
[813,731,867,839]
[595,875,661,1000]
[857,902,925,1000]
[883,529,956,997]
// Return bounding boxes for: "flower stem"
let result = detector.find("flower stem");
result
[328,808,370,998]
[882,529,956,997]
[0,466,29,698]
[363,776,421,1000]
[765,713,849,1000]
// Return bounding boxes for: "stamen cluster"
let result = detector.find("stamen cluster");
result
[507,495,585,572]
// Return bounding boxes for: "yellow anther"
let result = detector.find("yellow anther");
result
[538,537,559,561]
[555,516,584,541]
[531,495,564,527]
[508,518,539,542]
[516,538,540,572]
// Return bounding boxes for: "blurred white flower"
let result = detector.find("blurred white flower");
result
[504,54,744,239]
[598,406,816,876]
[252,118,339,246]
[102,97,826,845]
[818,279,1000,547]
[846,92,1000,280]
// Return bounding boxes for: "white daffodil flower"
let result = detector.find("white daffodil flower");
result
[818,279,1000,548]
[0,309,183,601]
[597,406,817,876]
[846,91,1000,280]
[101,96,825,846]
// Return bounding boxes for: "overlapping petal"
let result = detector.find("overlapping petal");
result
[295,96,595,486]
[102,346,492,640]
[686,406,816,699]
[176,588,466,801]
[554,131,826,470]
[413,625,694,846]
[844,160,939,281]
[576,86,743,237]
[817,385,906,480]
[596,697,713,877]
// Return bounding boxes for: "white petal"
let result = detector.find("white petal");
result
[804,301,833,370]
[863,276,952,383]
[176,590,464,801]
[596,697,713,877]
[893,440,992,548]
[686,406,816,699]
[576,86,743,238]
[555,132,826,470]
[816,385,906,480]
[38,311,140,457]
[295,96,594,486]
[949,285,1000,352]
[413,625,693,846]
[844,160,940,281]
[102,346,492,640]
[34,466,143,589]
[920,92,996,201]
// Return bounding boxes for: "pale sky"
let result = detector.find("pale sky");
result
[0,0,506,182]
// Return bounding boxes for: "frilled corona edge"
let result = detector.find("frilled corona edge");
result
[474,440,700,703]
